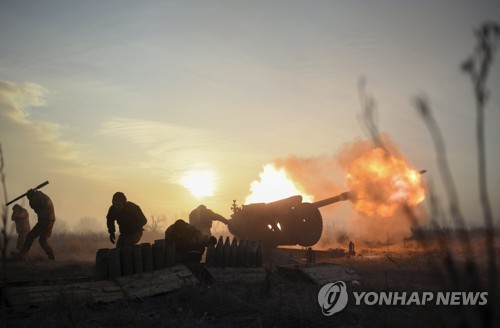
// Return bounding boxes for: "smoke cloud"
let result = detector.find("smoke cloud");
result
[272,134,427,249]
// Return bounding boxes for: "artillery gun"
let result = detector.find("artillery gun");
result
[224,192,352,248]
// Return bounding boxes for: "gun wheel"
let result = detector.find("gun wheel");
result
[293,203,323,247]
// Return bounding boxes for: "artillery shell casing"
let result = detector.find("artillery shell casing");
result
[152,241,165,270]
[132,244,143,273]
[94,248,109,281]
[243,240,251,267]
[223,236,231,267]
[141,243,154,272]
[215,236,224,267]
[249,241,257,267]
[108,248,122,279]
[229,237,238,267]
[120,246,134,276]
[236,240,246,267]
[206,242,215,266]
[164,240,176,267]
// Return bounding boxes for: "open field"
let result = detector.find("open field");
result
[1,230,499,327]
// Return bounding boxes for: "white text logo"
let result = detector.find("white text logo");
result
[353,291,488,306]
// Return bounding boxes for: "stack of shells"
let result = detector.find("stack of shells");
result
[94,236,264,280]
[206,236,264,267]
[94,239,176,280]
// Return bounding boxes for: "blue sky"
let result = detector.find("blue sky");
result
[1,1,499,235]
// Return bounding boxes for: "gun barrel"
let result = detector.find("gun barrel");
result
[6,181,49,206]
[312,191,351,208]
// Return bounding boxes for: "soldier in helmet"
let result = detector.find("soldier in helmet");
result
[12,189,56,260]
[106,192,147,248]
[189,204,228,238]
[11,204,30,250]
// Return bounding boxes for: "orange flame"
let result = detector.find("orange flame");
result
[346,148,425,217]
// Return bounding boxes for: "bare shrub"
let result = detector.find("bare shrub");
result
[358,21,499,328]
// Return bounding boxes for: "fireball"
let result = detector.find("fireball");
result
[346,148,425,217]
[245,164,313,204]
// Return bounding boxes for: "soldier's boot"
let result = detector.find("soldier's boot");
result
[47,251,55,261]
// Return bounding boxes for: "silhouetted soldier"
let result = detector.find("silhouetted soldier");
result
[106,192,147,248]
[189,205,228,238]
[165,219,215,263]
[13,189,56,260]
[11,204,30,250]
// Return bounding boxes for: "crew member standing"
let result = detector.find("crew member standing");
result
[189,205,228,238]
[106,192,147,248]
[11,204,30,250]
[14,189,56,260]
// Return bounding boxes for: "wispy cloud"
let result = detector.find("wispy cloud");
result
[0,81,230,185]
[98,118,227,183]
[0,80,85,165]
[0,80,49,123]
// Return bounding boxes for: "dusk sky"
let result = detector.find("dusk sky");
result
[1,1,499,235]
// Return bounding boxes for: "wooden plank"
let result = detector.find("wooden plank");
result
[116,265,198,299]
[2,265,198,308]
[277,262,359,285]
[85,280,125,303]
[205,267,267,284]
[4,276,93,287]
[301,264,359,285]
[2,280,125,309]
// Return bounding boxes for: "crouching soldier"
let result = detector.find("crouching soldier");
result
[165,219,215,263]
[106,192,147,248]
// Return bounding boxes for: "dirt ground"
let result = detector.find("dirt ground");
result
[1,232,499,327]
